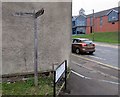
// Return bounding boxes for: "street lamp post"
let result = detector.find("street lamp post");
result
[14,8,44,87]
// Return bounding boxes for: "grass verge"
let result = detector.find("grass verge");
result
[72,32,119,44]
[2,76,53,96]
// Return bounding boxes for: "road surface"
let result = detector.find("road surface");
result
[81,43,118,68]
[60,43,119,96]
[60,54,119,96]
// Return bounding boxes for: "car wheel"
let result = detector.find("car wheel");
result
[76,48,80,54]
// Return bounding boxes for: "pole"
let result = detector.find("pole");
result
[54,71,56,97]
[65,60,67,90]
[92,9,95,41]
[34,10,38,87]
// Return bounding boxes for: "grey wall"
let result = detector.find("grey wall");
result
[2,2,72,75]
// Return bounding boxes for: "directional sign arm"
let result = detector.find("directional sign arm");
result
[35,8,44,18]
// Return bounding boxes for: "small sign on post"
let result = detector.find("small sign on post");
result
[53,60,67,97]
[35,8,44,18]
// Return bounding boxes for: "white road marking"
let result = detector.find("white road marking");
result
[72,54,120,70]
[71,70,85,78]
[71,61,118,80]
[71,70,119,85]
[89,55,106,60]
[71,61,93,71]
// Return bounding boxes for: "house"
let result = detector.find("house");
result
[72,7,119,35]
[72,8,87,34]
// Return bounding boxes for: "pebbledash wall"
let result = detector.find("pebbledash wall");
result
[2,1,72,75]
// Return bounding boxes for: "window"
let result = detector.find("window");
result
[90,17,93,26]
[100,17,103,26]
[112,16,116,20]
[72,29,76,34]
[108,11,118,22]
[80,21,85,26]
[73,39,79,43]
[108,15,118,22]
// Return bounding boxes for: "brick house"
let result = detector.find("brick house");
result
[72,7,119,35]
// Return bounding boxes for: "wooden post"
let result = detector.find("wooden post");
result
[34,10,38,87]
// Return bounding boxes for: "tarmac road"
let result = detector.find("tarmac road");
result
[81,42,118,68]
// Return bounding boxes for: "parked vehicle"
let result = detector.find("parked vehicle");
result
[72,38,95,54]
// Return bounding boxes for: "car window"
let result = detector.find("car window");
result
[78,40,82,43]
[82,40,93,44]
[73,39,77,43]
[73,39,82,43]
[72,39,75,43]
[74,40,78,43]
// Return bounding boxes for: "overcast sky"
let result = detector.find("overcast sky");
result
[72,0,120,16]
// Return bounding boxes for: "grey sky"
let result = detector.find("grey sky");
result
[72,0,120,16]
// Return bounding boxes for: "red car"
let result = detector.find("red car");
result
[72,38,95,54]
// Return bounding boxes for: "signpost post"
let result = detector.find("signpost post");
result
[13,8,44,87]
[33,8,44,87]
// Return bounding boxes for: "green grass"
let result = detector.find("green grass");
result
[72,32,119,44]
[2,76,53,96]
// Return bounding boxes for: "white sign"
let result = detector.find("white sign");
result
[55,62,65,83]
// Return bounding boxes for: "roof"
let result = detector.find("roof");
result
[72,14,86,21]
[76,14,87,19]
[87,7,119,18]
[106,9,118,15]
[72,16,77,21]
[72,38,89,40]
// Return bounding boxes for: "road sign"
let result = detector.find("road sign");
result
[55,61,65,83]
[35,8,44,18]
[53,60,67,97]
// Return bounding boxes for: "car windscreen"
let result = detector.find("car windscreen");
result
[82,40,93,44]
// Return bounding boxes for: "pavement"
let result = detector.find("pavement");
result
[94,42,118,48]
[59,53,119,96]
[65,72,118,95]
